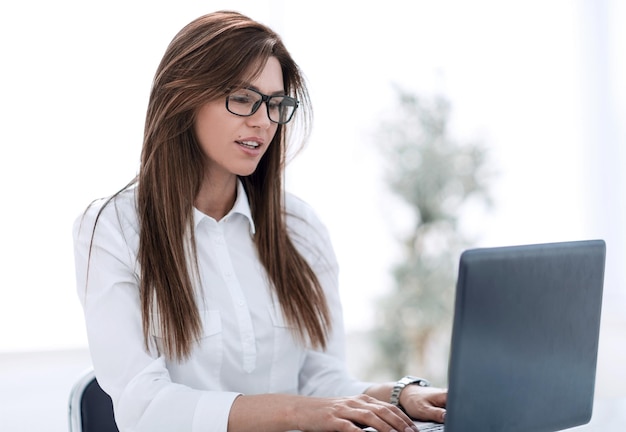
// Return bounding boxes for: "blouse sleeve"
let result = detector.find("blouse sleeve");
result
[73,195,239,432]
[284,194,373,397]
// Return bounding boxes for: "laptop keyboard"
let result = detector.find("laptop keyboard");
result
[363,422,444,432]
[416,423,444,431]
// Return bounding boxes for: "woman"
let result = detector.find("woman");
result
[73,10,447,432]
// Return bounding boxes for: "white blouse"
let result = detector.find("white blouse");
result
[73,180,370,432]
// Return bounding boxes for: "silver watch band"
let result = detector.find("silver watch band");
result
[390,375,430,407]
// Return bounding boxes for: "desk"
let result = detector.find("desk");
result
[568,398,626,431]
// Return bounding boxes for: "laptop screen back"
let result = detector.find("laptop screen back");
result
[445,240,606,432]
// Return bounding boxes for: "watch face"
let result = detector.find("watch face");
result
[401,377,414,385]
[401,376,430,386]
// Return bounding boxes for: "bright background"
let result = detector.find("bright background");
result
[0,0,624,429]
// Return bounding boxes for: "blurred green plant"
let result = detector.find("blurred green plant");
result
[371,87,493,383]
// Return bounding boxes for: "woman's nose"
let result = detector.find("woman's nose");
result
[246,102,272,129]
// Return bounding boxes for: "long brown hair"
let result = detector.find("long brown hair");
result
[119,11,331,360]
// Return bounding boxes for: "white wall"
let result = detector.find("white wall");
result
[0,0,623,360]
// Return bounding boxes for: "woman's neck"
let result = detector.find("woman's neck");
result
[194,174,238,221]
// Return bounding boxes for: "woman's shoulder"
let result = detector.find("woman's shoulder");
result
[284,192,337,268]
[73,186,139,240]
[284,191,313,215]
[284,192,325,232]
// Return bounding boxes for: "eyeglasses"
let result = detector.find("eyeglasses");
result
[225,88,299,124]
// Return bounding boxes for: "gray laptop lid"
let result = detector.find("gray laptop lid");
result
[445,240,605,432]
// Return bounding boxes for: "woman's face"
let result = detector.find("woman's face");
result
[194,56,283,183]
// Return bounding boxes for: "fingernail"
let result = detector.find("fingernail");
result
[405,427,414,432]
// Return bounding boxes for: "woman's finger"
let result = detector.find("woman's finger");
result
[350,398,417,432]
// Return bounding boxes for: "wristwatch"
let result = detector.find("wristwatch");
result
[390,375,430,407]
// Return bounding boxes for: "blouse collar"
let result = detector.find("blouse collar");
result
[193,179,256,234]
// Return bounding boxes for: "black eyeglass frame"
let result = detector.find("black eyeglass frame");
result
[225,88,300,125]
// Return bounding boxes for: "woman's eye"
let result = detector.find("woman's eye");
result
[230,95,251,104]
[268,97,285,110]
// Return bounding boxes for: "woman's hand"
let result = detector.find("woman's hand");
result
[399,386,447,424]
[293,394,419,432]
[229,393,419,432]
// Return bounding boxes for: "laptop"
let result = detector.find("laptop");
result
[412,239,606,432]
